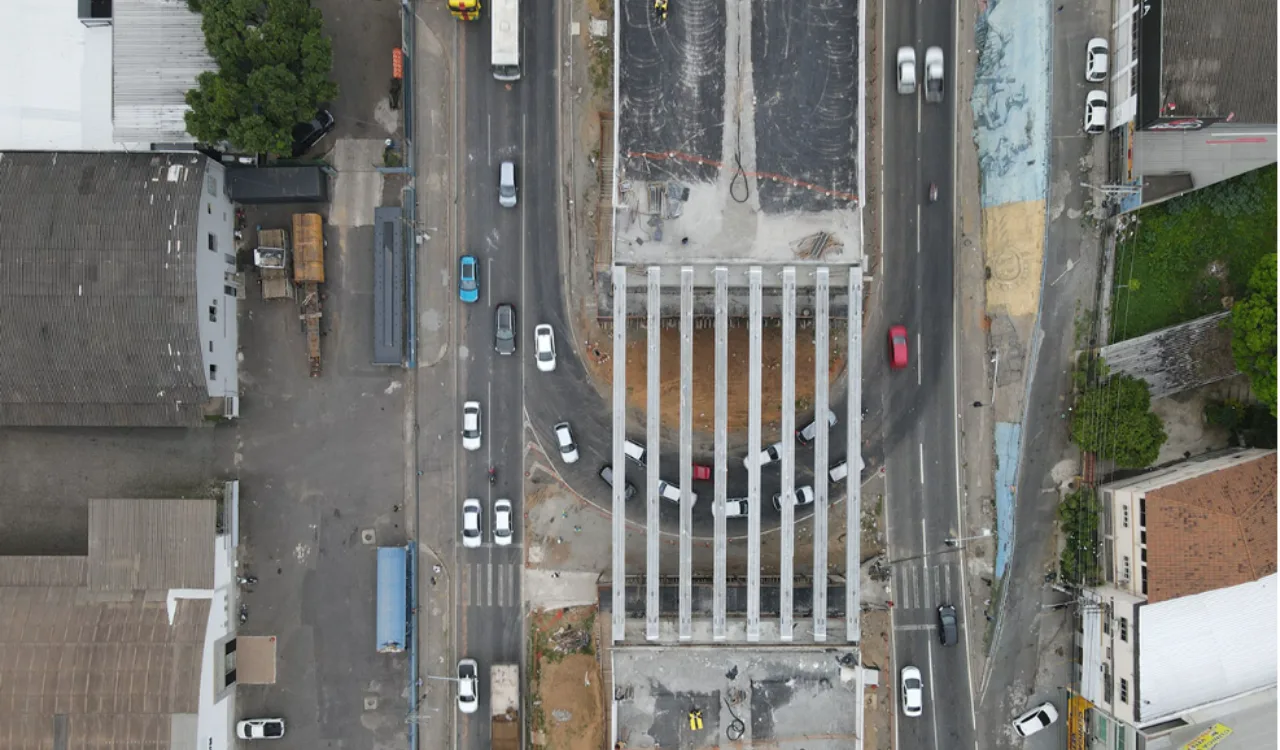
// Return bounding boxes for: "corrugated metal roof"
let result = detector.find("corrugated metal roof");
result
[0,557,88,587]
[0,151,210,427]
[112,0,216,142]
[1100,311,1237,398]
[1161,0,1277,123]
[88,498,215,591]
[1134,128,1277,197]
[1137,574,1277,724]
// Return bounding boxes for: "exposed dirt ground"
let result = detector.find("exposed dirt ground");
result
[529,606,605,750]
[582,327,848,437]
[861,610,893,750]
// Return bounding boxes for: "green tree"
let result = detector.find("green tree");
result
[1070,374,1167,468]
[184,0,338,156]
[1058,488,1102,586]
[1231,253,1278,415]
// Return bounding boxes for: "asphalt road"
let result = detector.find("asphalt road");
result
[452,4,556,750]
[879,0,977,748]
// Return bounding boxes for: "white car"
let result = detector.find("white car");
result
[553,421,580,464]
[461,401,482,451]
[1012,701,1059,737]
[462,498,482,549]
[896,46,916,95]
[657,480,698,506]
[1085,37,1109,82]
[457,659,479,714]
[1084,90,1108,135]
[900,666,924,717]
[743,441,783,470]
[772,485,815,511]
[924,46,944,103]
[493,499,513,546]
[236,719,286,740]
[724,498,749,518]
[534,324,556,372]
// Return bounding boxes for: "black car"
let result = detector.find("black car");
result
[495,303,516,355]
[291,109,336,157]
[937,604,958,646]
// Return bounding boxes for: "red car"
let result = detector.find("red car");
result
[692,463,712,481]
[889,325,909,369]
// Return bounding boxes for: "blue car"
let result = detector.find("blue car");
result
[459,255,479,303]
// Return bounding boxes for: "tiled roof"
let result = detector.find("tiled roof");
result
[1161,0,1277,123]
[0,151,209,427]
[1145,453,1277,602]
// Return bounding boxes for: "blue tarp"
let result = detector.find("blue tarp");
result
[376,546,408,653]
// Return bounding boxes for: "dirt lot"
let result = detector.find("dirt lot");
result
[582,327,847,438]
[861,610,893,750]
[529,606,605,750]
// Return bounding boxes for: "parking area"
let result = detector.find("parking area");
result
[312,0,405,141]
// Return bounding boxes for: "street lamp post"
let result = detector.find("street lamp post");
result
[944,529,992,547]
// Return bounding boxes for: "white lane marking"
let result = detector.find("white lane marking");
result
[916,204,922,253]
[917,332,923,386]
[919,443,925,485]
[487,114,492,166]
[487,562,494,607]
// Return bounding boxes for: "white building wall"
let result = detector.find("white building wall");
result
[193,159,240,405]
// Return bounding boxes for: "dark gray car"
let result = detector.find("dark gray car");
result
[938,604,958,646]
[495,303,516,355]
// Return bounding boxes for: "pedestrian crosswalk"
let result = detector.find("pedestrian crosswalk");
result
[892,560,961,610]
[462,562,519,608]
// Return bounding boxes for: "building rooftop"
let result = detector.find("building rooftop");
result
[1160,0,1277,123]
[1145,452,1277,603]
[0,151,213,427]
[112,0,217,143]
[1099,311,1237,398]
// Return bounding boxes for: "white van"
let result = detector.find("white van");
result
[498,161,517,207]
[828,456,865,483]
[623,439,647,466]
[797,409,838,445]
[724,498,749,518]
[657,480,697,506]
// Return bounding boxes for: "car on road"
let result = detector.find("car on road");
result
[1012,701,1059,737]
[457,659,479,714]
[599,465,637,500]
[553,422,580,463]
[743,441,783,470]
[900,666,924,717]
[938,604,959,646]
[237,718,286,740]
[290,109,335,157]
[828,457,865,483]
[493,499,513,546]
[797,409,838,445]
[896,47,916,95]
[772,485,815,511]
[1084,90,1108,135]
[724,498,749,518]
[924,46,944,103]
[534,324,557,372]
[462,498,482,548]
[495,303,516,355]
[889,325,909,369]
[623,438,647,465]
[657,480,698,505]
[498,160,517,208]
[1085,37,1109,82]
[458,255,479,303]
[461,401,482,451]
[692,463,712,481]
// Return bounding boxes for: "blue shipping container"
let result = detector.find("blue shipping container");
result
[376,546,408,653]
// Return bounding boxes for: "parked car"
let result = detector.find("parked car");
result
[724,498,749,518]
[457,659,479,714]
[599,465,637,499]
[797,410,838,445]
[493,499,513,546]
[237,719,286,740]
[494,303,516,355]
[896,47,916,95]
[553,422,579,463]
[458,255,479,303]
[772,485,815,511]
[743,441,783,470]
[1084,90,1108,135]
[657,480,698,506]
[1085,37,1109,82]
[461,498,482,549]
[623,438,647,465]
[938,604,958,646]
[889,325,909,369]
[692,463,712,481]
[290,109,335,157]
[900,667,924,717]
[461,401,482,451]
[924,46,944,103]
[1012,702,1059,737]
[534,324,557,372]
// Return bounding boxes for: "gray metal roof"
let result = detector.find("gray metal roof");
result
[1134,126,1277,198]
[1161,0,1277,123]
[0,151,211,427]
[112,0,217,142]
[88,498,216,591]
[1100,311,1237,398]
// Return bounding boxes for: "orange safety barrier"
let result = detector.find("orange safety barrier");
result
[392,47,403,80]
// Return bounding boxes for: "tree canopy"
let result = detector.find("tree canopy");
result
[185,0,338,156]
[1070,373,1167,468]
[1231,253,1278,415]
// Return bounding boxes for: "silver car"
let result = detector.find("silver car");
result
[461,401,482,451]
[896,47,916,95]
[553,421,580,464]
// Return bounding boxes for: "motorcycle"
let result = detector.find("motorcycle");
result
[654,0,668,23]
[488,467,497,485]
[929,183,938,203]
[238,604,249,625]
[237,575,258,586]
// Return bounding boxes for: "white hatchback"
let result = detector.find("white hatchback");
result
[1012,701,1059,737]
[462,498,482,549]
[534,324,556,372]
[461,401,482,451]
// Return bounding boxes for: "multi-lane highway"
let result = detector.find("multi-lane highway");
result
[879,0,977,747]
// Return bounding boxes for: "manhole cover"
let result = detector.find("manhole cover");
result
[364,697,378,710]
[361,529,376,545]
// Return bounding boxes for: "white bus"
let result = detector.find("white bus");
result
[491,0,520,81]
